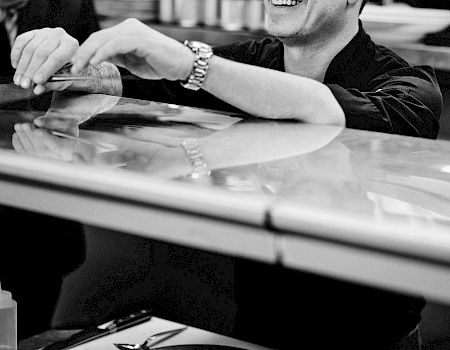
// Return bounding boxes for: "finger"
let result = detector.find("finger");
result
[10,30,35,70]
[88,37,137,67]
[14,34,49,89]
[34,116,78,133]
[34,129,61,150]
[26,128,51,153]
[19,124,47,153]
[12,133,26,153]
[71,28,117,73]
[33,84,46,95]
[22,36,60,86]
[107,55,127,69]
[13,123,35,152]
[33,37,78,85]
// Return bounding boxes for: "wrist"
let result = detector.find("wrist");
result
[181,45,196,81]
[180,41,214,91]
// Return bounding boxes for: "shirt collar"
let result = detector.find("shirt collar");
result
[324,21,374,84]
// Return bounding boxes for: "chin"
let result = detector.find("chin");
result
[267,24,309,45]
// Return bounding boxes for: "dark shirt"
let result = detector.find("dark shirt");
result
[122,23,442,139]
[401,0,450,9]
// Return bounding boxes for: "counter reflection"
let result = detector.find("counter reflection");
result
[5,91,450,226]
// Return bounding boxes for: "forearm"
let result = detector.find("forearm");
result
[68,62,123,96]
[202,56,345,126]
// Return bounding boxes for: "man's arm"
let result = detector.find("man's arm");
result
[202,55,345,126]
[327,66,442,138]
[71,18,345,126]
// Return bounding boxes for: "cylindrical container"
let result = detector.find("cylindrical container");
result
[175,0,200,27]
[159,0,175,23]
[245,0,265,31]
[0,283,17,350]
[220,0,245,31]
[203,0,219,27]
[95,0,158,22]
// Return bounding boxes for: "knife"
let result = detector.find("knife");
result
[40,309,153,350]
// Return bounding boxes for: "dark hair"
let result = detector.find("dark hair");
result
[360,0,368,13]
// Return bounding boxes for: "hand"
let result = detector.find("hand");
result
[11,27,79,95]
[93,139,192,178]
[34,91,121,131]
[71,18,195,81]
[12,123,84,161]
[33,115,80,137]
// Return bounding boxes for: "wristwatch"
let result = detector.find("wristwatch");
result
[180,138,211,179]
[180,40,213,91]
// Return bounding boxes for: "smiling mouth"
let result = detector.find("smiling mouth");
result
[270,0,301,6]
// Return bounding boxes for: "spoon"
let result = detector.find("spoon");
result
[114,327,188,350]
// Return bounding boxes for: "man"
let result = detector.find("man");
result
[1,0,99,79]
[9,0,441,348]
[0,0,100,110]
[0,0,99,339]
[11,0,442,138]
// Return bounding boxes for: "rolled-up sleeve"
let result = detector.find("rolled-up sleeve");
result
[327,66,442,139]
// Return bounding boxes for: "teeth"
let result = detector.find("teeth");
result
[271,0,300,6]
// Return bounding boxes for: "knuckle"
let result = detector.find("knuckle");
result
[54,27,66,35]
[34,47,49,60]
[70,38,79,48]
[14,33,25,43]
[50,53,67,64]
[23,44,36,57]
[124,17,138,25]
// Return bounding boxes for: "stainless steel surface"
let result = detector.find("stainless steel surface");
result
[114,327,187,350]
[1,91,450,301]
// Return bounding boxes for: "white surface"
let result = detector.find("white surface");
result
[0,150,268,226]
[270,200,450,264]
[71,317,272,350]
[0,171,276,264]
[361,4,450,43]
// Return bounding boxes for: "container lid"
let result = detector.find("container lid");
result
[0,282,14,308]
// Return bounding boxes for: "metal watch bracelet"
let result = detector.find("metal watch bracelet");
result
[180,41,213,91]
[180,138,211,179]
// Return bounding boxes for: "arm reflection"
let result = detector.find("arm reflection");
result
[92,121,344,180]
[12,122,95,162]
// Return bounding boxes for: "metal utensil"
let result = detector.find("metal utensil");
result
[50,130,118,151]
[114,327,188,350]
[48,62,92,82]
[48,75,93,82]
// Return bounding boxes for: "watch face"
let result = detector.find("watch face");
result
[190,41,203,47]
[189,41,211,50]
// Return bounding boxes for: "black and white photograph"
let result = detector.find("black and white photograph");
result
[0,0,450,349]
